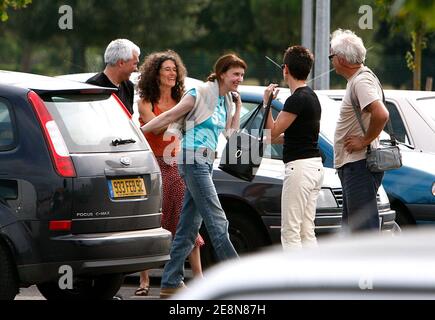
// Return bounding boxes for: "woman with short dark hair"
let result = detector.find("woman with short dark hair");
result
[264,46,324,250]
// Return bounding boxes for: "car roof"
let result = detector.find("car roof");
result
[317,89,435,100]
[242,87,435,101]
[239,85,338,109]
[0,70,115,94]
[57,72,204,89]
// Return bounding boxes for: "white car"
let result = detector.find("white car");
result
[174,228,435,300]
[316,89,435,227]
[318,90,435,154]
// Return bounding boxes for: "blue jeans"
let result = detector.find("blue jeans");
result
[337,159,384,232]
[161,160,238,289]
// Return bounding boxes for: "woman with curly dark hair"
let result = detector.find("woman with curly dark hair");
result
[135,50,204,296]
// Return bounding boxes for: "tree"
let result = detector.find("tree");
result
[376,0,435,90]
[194,0,301,84]
[0,0,31,21]
[2,0,210,74]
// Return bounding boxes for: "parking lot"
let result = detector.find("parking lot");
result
[16,283,161,300]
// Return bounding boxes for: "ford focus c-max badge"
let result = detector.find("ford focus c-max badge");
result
[120,157,132,166]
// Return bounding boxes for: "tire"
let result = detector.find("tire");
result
[201,211,268,268]
[37,273,124,300]
[0,243,19,300]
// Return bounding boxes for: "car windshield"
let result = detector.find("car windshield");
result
[317,96,342,142]
[318,94,392,142]
[44,94,147,153]
[416,97,435,123]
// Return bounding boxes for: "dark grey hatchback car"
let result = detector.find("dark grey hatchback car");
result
[0,71,171,300]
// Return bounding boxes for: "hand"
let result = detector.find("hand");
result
[231,91,242,107]
[344,135,367,153]
[263,84,279,107]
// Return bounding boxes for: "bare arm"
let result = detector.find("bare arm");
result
[344,100,389,152]
[263,84,294,141]
[138,99,172,135]
[138,99,155,124]
[267,111,297,141]
[141,94,195,135]
[271,133,285,144]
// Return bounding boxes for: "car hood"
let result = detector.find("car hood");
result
[400,148,435,175]
[214,157,341,188]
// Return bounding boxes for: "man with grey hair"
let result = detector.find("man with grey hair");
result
[330,29,389,232]
[87,39,140,115]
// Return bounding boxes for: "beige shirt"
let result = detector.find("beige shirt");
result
[334,67,383,169]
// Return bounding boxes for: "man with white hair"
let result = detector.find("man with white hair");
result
[87,39,140,115]
[330,29,389,232]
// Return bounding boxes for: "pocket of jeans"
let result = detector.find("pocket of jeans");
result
[177,163,185,178]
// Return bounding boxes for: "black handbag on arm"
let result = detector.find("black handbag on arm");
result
[218,93,273,181]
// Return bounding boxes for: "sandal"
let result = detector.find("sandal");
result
[134,286,150,296]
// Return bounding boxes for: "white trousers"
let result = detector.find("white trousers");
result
[281,157,324,250]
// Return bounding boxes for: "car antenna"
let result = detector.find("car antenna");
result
[265,56,282,70]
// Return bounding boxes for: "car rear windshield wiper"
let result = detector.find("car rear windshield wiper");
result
[112,138,136,146]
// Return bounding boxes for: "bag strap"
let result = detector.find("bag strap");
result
[349,68,398,151]
[243,92,273,138]
[243,103,263,131]
[259,92,274,136]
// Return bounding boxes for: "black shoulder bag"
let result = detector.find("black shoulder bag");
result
[218,94,273,181]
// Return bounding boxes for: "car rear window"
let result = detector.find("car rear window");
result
[43,94,148,153]
[416,97,435,123]
[0,101,14,150]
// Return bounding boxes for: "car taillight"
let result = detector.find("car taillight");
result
[28,91,76,177]
[112,93,132,119]
[49,220,72,231]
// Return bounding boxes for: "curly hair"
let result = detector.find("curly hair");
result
[137,50,187,104]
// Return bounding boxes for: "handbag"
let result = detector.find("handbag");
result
[366,145,402,172]
[350,70,402,172]
[218,93,273,181]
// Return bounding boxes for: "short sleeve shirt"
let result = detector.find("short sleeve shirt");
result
[282,86,321,164]
[334,67,383,169]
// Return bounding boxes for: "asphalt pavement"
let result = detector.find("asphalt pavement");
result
[15,283,161,300]
[14,269,193,300]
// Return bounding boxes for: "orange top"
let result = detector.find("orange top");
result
[140,104,180,157]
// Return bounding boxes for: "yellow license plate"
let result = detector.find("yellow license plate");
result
[109,178,146,198]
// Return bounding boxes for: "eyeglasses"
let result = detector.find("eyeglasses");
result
[328,54,336,61]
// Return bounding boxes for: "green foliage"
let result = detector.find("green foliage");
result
[0,0,31,21]
[0,0,432,88]
[375,0,435,89]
